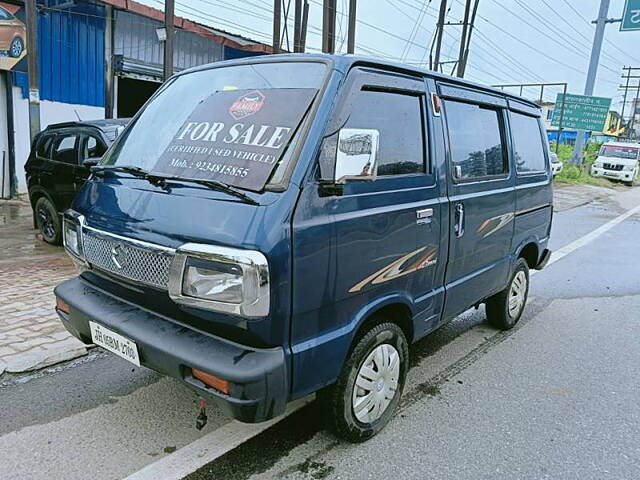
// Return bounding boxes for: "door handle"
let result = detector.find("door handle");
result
[416,208,433,224]
[455,203,465,237]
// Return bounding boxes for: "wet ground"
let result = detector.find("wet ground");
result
[0,200,64,263]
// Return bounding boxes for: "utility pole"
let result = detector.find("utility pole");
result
[456,0,472,77]
[458,0,479,77]
[273,0,281,53]
[570,0,610,164]
[300,1,309,52]
[619,67,640,137]
[294,0,302,52]
[104,5,114,118]
[322,0,336,53]
[630,82,640,136]
[347,0,357,54]
[163,0,175,80]
[25,0,40,142]
[431,0,448,71]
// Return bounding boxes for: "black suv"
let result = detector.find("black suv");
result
[25,119,129,244]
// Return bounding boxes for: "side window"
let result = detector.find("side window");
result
[345,89,425,176]
[83,135,107,160]
[510,112,548,174]
[444,100,507,181]
[51,134,80,165]
[0,9,10,20]
[36,135,53,159]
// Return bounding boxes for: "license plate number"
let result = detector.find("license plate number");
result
[604,171,618,176]
[90,321,140,366]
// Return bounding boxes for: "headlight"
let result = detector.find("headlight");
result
[623,164,635,171]
[182,258,244,304]
[168,244,269,317]
[593,162,603,169]
[63,212,85,260]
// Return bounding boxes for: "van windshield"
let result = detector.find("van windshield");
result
[599,145,639,160]
[102,62,326,192]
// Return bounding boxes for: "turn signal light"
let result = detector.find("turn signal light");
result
[56,297,70,314]
[192,368,230,394]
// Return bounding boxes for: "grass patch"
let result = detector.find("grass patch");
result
[550,142,615,187]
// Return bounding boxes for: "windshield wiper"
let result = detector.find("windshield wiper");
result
[91,165,151,178]
[147,174,260,206]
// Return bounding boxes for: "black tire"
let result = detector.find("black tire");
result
[9,37,23,58]
[485,258,530,330]
[321,322,409,443]
[35,197,62,245]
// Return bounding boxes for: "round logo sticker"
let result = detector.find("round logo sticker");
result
[228,90,266,120]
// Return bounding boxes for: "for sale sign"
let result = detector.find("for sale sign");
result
[551,93,612,132]
[153,88,316,191]
[621,0,640,31]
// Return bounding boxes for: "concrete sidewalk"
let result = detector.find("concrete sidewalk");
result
[0,201,87,376]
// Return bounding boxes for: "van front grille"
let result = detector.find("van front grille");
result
[82,229,175,289]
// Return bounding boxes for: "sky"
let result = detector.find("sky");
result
[140,0,640,114]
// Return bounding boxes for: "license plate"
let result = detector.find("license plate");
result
[604,172,618,177]
[90,321,140,366]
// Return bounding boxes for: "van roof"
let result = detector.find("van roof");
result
[178,53,541,111]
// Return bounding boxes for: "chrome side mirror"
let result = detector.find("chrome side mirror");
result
[334,128,379,184]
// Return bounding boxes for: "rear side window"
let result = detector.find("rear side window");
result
[51,134,79,165]
[510,112,547,173]
[345,89,425,176]
[83,135,107,160]
[445,100,507,181]
[36,135,53,159]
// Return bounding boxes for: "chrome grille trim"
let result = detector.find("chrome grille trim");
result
[81,226,176,289]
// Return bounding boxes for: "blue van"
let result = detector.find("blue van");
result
[54,55,552,442]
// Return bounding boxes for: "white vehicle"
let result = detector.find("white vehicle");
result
[591,142,640,186]
[549,151,563,176]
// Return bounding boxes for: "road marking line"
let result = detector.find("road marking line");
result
[124,396,314,480]
[126,200,640,480]
[532,201,640,276]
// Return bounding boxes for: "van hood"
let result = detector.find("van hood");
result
[72,178,290,250]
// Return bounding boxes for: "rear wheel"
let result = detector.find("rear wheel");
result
[35,197,61,245]
[485,258,529,330]
[321,322,408,443]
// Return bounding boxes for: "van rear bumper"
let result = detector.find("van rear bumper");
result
[54,277,288,423]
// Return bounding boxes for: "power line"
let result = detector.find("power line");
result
[560,0,640,65]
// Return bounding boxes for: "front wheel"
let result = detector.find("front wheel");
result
[321,322,409,443]
[485,258,530,330]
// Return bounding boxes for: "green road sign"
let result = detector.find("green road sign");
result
[551,93,611,132]
[621,0,640,31]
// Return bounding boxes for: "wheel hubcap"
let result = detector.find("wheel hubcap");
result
[352,343,400,424]
[37,206,55,239]
[508,270,527,317]
[11,40,21,57]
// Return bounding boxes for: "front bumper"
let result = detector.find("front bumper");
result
[54,277,288,423]
[591,167,633,182]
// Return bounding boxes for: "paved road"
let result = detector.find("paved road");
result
[1,184,639,479]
